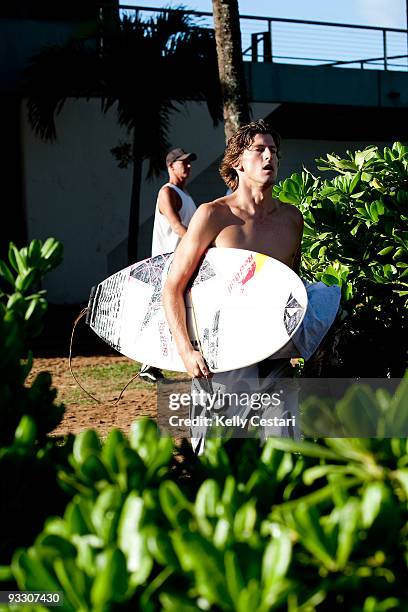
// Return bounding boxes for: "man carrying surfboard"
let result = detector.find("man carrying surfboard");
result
[163,120,304,377]
[162,120,340,450]
[140,147,198,383]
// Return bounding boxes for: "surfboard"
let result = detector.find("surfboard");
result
[86,248,307,373]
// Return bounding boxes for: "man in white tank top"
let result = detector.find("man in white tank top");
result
[151,147,197,256]
[140,147,198,382]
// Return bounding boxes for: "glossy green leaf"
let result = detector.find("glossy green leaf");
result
[236,579,262,612]
[145,526,179,568]
[12,549,62,595]
[91,486,123,543]
[101,428,127,473]
[53,557,88,611]
[384,377,408,435]
[65,498,94,536]
[159,481,192,527]
[171,531,231,605]
[28,239,42,267]
[9,244,27,275]
[14,415,37,446]
[262,438,340,461]
[336,498,359,567]
[361,482,386,528]
[118,492,153,581]
[262,528,292,588]
[394,469,408,499]
[73,429,101,465]
[146,437,173,479]
[91,548,128,607]
[233,500,257,540]
[159,593,201,612]
[335,385,381,436]
[287,504,336,570]
[378,246,393,256]
[0,259,15,286]
[195,479,220,518]
[129,417,159,463]
[225,550,245,605]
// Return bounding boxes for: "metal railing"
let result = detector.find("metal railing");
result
[118,4,408,72]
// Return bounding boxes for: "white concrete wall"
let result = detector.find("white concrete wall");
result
[23,98,132,303]
[23,97,390,303]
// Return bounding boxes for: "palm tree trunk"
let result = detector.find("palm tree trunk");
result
[127,134,143,263]
[212,0,251,142]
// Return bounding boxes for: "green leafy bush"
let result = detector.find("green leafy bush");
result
[274,142,408,376]
[2,237,408,610]
[0,239,65,444]
[9,402,408,611]
[10,420,176,611]
[300,378,408,438]
[0,239,70,564]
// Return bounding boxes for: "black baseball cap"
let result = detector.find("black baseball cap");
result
[166,147,197,166]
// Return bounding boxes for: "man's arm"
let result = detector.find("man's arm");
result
[163,203,220,377]
[158,186,188,237]
[292,209,304,275]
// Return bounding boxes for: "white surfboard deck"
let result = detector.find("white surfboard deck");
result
[86,248,307,373]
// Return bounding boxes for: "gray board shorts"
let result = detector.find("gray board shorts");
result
[190,281,341,453]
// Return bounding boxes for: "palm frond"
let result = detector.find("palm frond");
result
[24,8,222,171]
[161,27,223,126]
[142,107,173,177]
[148,6,194,47]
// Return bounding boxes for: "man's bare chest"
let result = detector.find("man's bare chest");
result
[213,215,299,266]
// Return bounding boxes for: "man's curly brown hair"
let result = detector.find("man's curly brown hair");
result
[220,120,281,192]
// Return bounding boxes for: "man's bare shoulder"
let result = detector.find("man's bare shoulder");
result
[160,184,178,197]
[278,201,304,225]
[193,197,232,220]
[157,184,181,212]
[159,184,181,201]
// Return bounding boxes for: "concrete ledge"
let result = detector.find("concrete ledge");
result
[245,62,408,108]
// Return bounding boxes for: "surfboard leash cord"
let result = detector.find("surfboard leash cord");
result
[69,307,141,406]
[69,307,101,403]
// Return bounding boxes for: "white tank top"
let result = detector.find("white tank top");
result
[151,183,197,256]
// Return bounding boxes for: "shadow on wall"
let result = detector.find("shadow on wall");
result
[106,154,227,275]
[188,154,226,206]
[106,214,154,274]
[107,237,127,276]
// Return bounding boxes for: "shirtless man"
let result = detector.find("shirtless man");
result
[163,119,304,377]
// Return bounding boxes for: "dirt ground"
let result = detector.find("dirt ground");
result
[30,355,158,438]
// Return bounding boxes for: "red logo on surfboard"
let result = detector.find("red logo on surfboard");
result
[227,255,257,293]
